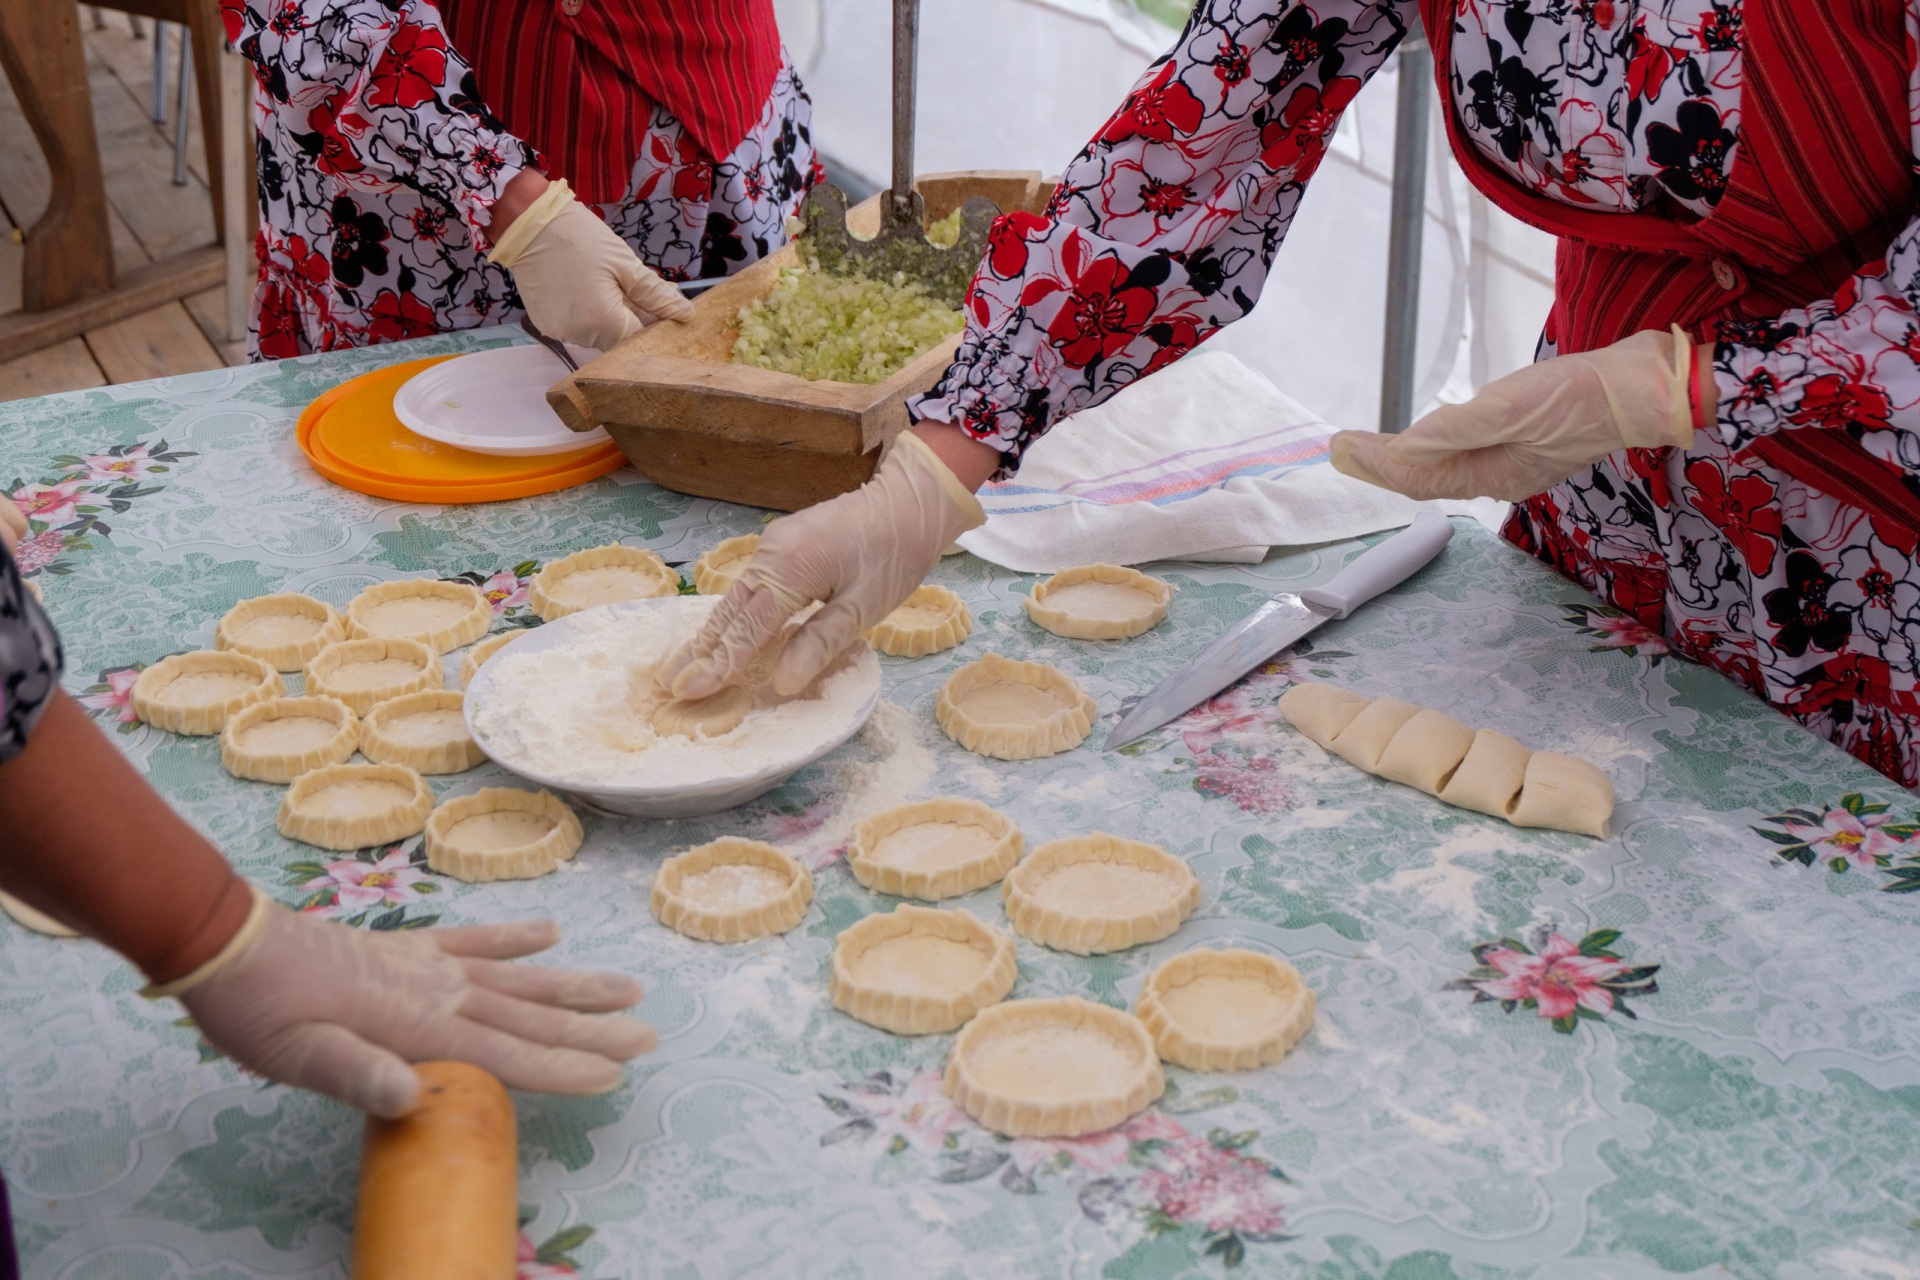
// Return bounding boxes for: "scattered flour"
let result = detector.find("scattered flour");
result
[782,701,940,865]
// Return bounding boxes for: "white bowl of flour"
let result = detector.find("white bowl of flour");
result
[465,596,883,818]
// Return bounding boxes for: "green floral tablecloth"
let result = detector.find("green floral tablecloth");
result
[4,331,1919,1280]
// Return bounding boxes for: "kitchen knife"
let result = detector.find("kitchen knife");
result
[1102,509,1454,751]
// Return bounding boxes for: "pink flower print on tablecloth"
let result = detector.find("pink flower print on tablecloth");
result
[479,569,530,615]
[1753,792,1920,880]
[1137,1129,1290,1240]
[11,480,87,529]
[516,1224,595,1278]
[1450,926,1660,1034]
[65,444,164,485]
[9,530,65,576]
[77,665,144,727]
[287,846,440,922]
[1178,688,1267,756]
[1193,750,1295,816]
[1564,604,1670,661]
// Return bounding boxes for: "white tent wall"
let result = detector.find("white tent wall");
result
[773,0,1557,433]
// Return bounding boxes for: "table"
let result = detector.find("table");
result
[4,331,1918,1280]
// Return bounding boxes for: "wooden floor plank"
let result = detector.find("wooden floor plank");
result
[0,337,106,400]
[84,299,223,383]
[87,37,215,264]
[88,11,212,191]
[185,284,247,365]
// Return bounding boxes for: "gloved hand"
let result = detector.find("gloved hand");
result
[168,888,656,1118]
[1329,326,1698,501]
[489,178,693,352]
[659,432,987,701]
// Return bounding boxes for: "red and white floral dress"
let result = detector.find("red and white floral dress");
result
[219,0,819,359]
[910,0,1920,789]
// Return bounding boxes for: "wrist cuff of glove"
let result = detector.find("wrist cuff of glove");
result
[141,884,272,1001]
[488,178,574,269]
[892,431,987,535]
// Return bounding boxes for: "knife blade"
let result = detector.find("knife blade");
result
[1102,509,1455,751]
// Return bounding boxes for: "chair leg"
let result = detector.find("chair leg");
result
[149,20,167,122]
[172,28,191,185]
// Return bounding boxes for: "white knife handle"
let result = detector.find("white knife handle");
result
[1298,508,1454,619]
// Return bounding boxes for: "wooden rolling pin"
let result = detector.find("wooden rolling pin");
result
[353,1061,518,1279]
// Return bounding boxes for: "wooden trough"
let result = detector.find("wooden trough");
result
[547,171,1055,512]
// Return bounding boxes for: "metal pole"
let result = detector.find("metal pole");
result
[149,20,167,122]
[1379,33,1431,433]
[888,0,918,221]
[172,27,192,185]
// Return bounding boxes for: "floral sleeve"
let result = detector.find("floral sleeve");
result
[220,0,537,244]
[908,0,1416,468]
[0,544,63,768]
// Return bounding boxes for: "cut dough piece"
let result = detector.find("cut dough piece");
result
[1436,729,1531,819]
[1277,683,1371,748]
[529,545,680,620]
[847,798,1022,900]
[944,997,1164,1138]
[278,763,433,850]
[1328,697,1421,771]
[692,534,759,595]
[346,579,491,654]
[459,629,526,688]
[0,890,78,938]
[867,585,972,658]
[650,685,753,739]
[1134,949,1316,1072]
[360,690,485,774]
[651,838,813,942]
[1509,752,1615,839]
[829,905,1017,1034]
[424,788,583,882]
[1024,564,1171,640]
[221,695,359,783]
[1374,707,1475,794]
[1002,834,1200,955]
[304,638,441,716]
[936,653,1095,760]
[215,593,345,672]
[131,651,283,735]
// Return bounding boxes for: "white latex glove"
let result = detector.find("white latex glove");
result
[1330,326,1697,502]
[0,491,24,554]
[489,178,693,352]
[166,889,656,1118]
[659,432,987,701]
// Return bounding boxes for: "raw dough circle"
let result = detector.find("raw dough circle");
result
[346,579,492,654]
[1134,949,1316,1072]
[360,690,485,774]
[1024,564,1171,641]
[867,585,972,658]
[221,695,359,783]
[277,763,433,850]
[847,798,1023,900]
[131,651,283,735]
[424,787,583,882]
[215,593,345,671]
[459,629,526,687]
[651,838,813,942]
[1001,833,1200,955]
[529,545,680,620]
[935,653,1095,760]
[303,638,442,716]
[650,685,753,739]
[0,890,78,938]
[944,996,1164,1138]
[830,904,1017,1034]
[692,534,760,596]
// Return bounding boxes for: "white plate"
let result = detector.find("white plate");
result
[392,343,610,456]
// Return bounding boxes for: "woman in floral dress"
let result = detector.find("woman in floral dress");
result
[669,0,1920,792]
[219,0,819,358]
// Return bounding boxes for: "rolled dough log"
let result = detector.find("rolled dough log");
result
[1328,697,1420,771]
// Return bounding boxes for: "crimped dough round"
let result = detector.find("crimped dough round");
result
[360,690,485,774]
[1135,949,1316,1072]
[1024,564,1171,640]
[459,629,527,687]
[346,579,491,654]
[847,798,1022,900]
[651,838,813,942]
[303,638,441,716]
[0,890,78,938]
[215,593,345,671]
[131,651,283,735]
[221,695,359,783]
[529,545,680,620]
[692,534,760,595]
[1002,833,1200,955]
[945,997,1164,1138]
[935,653,1095,760]
[277,763,433,851]
[830,905,1017,1035]
[424,787,583,882]
[866,585,972,658]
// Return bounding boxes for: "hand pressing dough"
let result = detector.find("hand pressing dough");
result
[132,651,283,735]
[944,996,1164,1138]
[0,891,79,938]
[529,545,679,620]
[346,579,491,654]
[360,690,485,774]
[216,593,345,671]
[424,788,582,881]
[304,638,441,716]
[1002,834,1200,955]
[867,585,972,658]
[1134,949,1315,1072]
[847,798,1022,900]
[221,695,359,783]
[829,905,1017,1034]
[692,534,759,595]
[459,629,525,687]
[1278,682,1615,837]
[278,763,433,850]
[936,653,1096,760]
[1024,564,1171,640]
[651,838,813,942]
[650,685,754,739]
